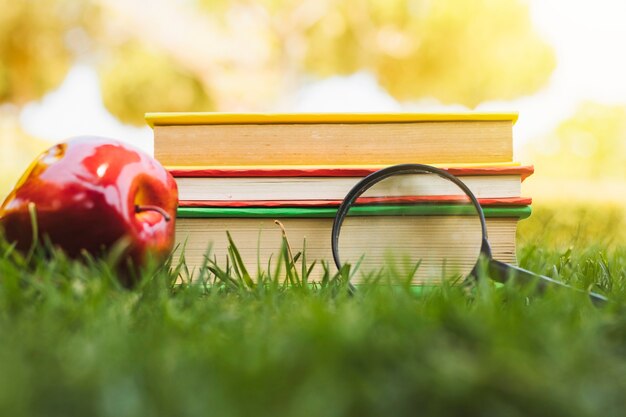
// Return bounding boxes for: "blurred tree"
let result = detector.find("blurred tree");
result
[0,0,555,121]
[196,0,555,108]
[0,0,555,123]
[0,0,91,105]
[527,102,626,181]
[299,0,555,107]
[96,0,555,121]
[98,42,214,125]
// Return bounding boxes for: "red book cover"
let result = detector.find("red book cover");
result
[178,197,532,208]
[169,165,535,181]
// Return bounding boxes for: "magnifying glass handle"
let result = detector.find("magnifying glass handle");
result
[488,259,608,306]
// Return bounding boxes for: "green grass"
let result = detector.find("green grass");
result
[1,205,625,416]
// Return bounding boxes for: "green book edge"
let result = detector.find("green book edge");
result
[177,205,532,219]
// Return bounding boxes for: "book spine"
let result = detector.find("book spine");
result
[168,165,534,180]
[177,205,532,219]
[178,197,532,208]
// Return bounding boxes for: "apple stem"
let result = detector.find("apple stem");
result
[135,205,171,222]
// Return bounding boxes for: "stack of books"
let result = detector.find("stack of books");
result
[146,113,532,283]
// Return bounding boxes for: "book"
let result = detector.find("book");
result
[146,112,518,166]
[171,165,533,204]
[177,198,532,208]
[175,205,530,284]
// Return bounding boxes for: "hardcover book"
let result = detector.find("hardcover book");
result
[175,205,531,283]
[147,112,518,166]
[170,165,533,205]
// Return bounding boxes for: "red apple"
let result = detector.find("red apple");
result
[0,136,178,285]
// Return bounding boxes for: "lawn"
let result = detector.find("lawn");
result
[0,204,625,417]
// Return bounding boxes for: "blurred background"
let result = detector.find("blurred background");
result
[1,0,625,205]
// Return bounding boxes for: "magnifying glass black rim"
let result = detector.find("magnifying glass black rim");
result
[331,163,609,305]
[331,163,492,280]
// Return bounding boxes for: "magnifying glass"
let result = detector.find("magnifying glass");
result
[331,163,608,305]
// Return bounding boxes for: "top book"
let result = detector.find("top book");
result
[146,112,518,167]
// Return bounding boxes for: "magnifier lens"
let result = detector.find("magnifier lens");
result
[336,170,484,285]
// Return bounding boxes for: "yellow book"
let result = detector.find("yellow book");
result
[146,112,518,167]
